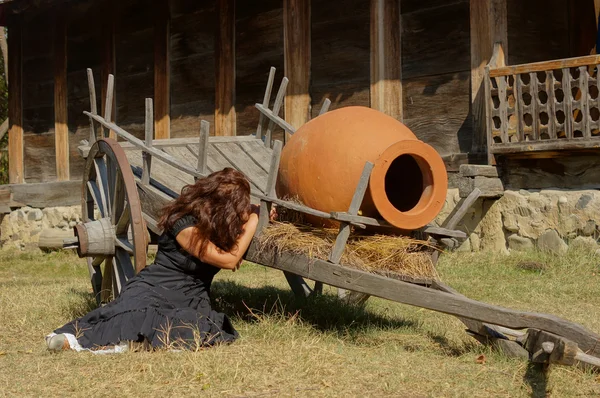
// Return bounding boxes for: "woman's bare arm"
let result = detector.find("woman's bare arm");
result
[175,213,259,270]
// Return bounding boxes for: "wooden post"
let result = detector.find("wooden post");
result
[265,77,288,147]
[470,0,507,154]
[596,0,600,31]
[54,14,69,181]
[370,0,401,120]
[197,120,210,176]
[8,17,24,184]
[154,0,170,140]
[283,0,310,138]
[215,0,236,136]
[329,162,374,264]
[318,98,331,116]
[256,67,276,141]
[257,140,283,234]
[142,98,153,185]
[103,74,115,138]
[86,69,98,144]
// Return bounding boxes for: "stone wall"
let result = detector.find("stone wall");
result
[436,189,600,254]
[2,189,600,253]
[0,206,83,250]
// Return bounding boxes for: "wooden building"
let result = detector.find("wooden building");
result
[0,0,598,202]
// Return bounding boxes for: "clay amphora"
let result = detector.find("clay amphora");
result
[276,106,448,230]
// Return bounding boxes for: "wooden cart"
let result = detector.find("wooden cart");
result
[69,67,600,371]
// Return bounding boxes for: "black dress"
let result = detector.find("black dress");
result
[54,215,239,349]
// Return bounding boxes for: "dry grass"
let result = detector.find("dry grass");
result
[0,248,600,397]
[257,221,438,280]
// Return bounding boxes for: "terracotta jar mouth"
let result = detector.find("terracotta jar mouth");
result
[369,141,448,230]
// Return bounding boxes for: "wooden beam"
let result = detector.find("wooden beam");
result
[283,0,310,136]
[215,0,236,136]
[369,0,401,120]
[8,17,23,184]
[595,0,600,29]
[101,1,116,139]
[54,14,69,181]
[154,0,170,139]
[470,0,507,154]
[0,180,81,208]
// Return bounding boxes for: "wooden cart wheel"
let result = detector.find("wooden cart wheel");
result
[79,138,147,305]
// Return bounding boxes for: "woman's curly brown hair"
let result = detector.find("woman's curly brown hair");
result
[158,168,251,255]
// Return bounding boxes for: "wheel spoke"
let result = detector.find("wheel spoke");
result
[111,171,125,225]
[87,181,107,218]
[115,204,131,235]
[94,157,110,217]
[87,258,103,305]
[100,256,114,303]
[114,236,134,255]
[106,154,117,218]
[92,256,105,267]
[113,248,135,296]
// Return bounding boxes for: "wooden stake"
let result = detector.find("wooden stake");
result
[215,0,236,136]
[197,120,210,176]
[470,0,507,154]
[142,98,153,185]
[256,67,276,141]
[154,0,170,139]
[283,0,310,139]
[318,98,331,116]
[265,77,288,147]
[370,0,401,120]
[257,140,283,234]
[8,17,24,184]
[54,14,69,181]
[103,74,115,138]
[329,162,374,264]
[87,69,98,144]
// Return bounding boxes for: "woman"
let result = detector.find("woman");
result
[47,168,263,352]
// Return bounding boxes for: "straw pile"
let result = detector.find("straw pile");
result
[257,221,439,280]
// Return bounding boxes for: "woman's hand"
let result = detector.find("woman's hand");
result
[249,203,278,221]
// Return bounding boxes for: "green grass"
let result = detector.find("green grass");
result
[0,248,599,397]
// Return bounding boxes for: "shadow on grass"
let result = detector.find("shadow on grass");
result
[212,280,415,334]
[523,363,549,398]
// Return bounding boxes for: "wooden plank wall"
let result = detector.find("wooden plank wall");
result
[401,0,472,157]
[115,0,154,139]
[21,12,54,183]
[66,1,102,180]
[310,0,370,119]
[169,0,216,137]
[7,15,23,184]
[235,0,284,136]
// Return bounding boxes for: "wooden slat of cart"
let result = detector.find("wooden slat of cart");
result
[213,142,269,193]
[126,149,193,195]
[187,142,263,193]
[238,140,272,173]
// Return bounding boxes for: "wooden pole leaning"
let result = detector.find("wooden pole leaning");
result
[196,120,210,179]
[330,162,374,303]
[103,74,115,138]
[264,77,289,148]
[141,98,153,185]
[86,68,98,144]
[257,139,283,234]
[329,162,374,264]
[318,98,331,116]
[256,67,276,142]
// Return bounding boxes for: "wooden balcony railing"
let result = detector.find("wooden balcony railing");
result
[485,44,600,159]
